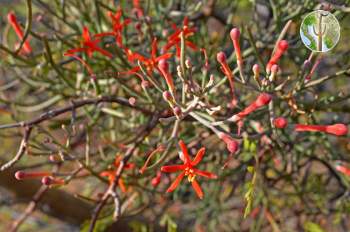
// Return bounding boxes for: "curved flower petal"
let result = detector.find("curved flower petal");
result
[178,140,191,164]
[191,147,205,166]
[166,171,185,193]
[191,179,204,199]
[193,169,217,179]
[161,165,185,173]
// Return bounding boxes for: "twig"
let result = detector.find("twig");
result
[0,127,32,171]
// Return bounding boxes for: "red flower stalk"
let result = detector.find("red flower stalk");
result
[164,17,197,57]
[158,59,176,95]
[273,117,288,129]
[95,9,131,47]
[266,40,288,73]
[100,155,135,192]
[217,52,236,105]
[230,28,245,82]
[139,145,165,174]
[65,26,113,58]
[41,176,65,186]
[335,165,350,176]
[229,93,272,122]
[15,170,51,180]
[161,140,217,199]
[218,132,239,154]
[7,11,32,54]
[294,123,348,136]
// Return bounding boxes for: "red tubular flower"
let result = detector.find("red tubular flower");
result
[65,26,113,58]
[230,93,272,122]
[158,59,175,95]
[294,123,348,136]
[163,17,197,57]
[95,9,131,47]
[7,11,32,54]
[100,155,135,193]
[132,0,144,19]
[151,171,162,187]
[41,176,65,186]
[161,140,217,199]
[273,117,288,129]
[217,52,236,105]
[335,165,350,176]
[15,170,51,180]
[218,132,239,154]
[266,40,288,73]
[230,28,243,73]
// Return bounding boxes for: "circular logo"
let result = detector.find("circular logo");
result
[300,10,340,52]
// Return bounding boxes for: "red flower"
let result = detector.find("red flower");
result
[95,9,131,47]
[158,59,175,95]
[100,155,135,192]
[65,26,113,58]
[217,51,236,105]
[266,40,288,73]
[7,11,32,54]
[163,17,197,57]
[125,38,172,75]
[218,132,239,154]
[15,170,51,180]
[273,117,288,129]
[335,164,350,176]
[229,93,272,122]
[294,123,348,136]
[161,140,217,199]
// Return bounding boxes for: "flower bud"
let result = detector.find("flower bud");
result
[274,117,288,129]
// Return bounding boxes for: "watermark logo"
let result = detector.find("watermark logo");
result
[300,10,340,52]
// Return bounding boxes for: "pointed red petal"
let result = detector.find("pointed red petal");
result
[178,140,191,164]
[191,179,203,199]
[151,38,158,59]
[82,26,91,42]
[193,169,217,179]
[166,171,185,193]
[154,53,172,62]
[161,165,185,173]
[191,148,205,166]
[118,178,127,192]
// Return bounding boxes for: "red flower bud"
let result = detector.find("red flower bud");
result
[173,106,182,118]
[230,28,242,65]
[151,171,161,187]
[335,165,350,176]
[218,132,239,153]
[128,97,136,106]
[158,59,175,94]
[217,51,236,104]
[7,11,32,54]
[230,93,272,122]
[266,40,288,73]
[15,171,51,180]
[41,176,65,186]
[274,117,288,129]
[216,51,227,64]
[294,123,348,136]
[252,64,260,76]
